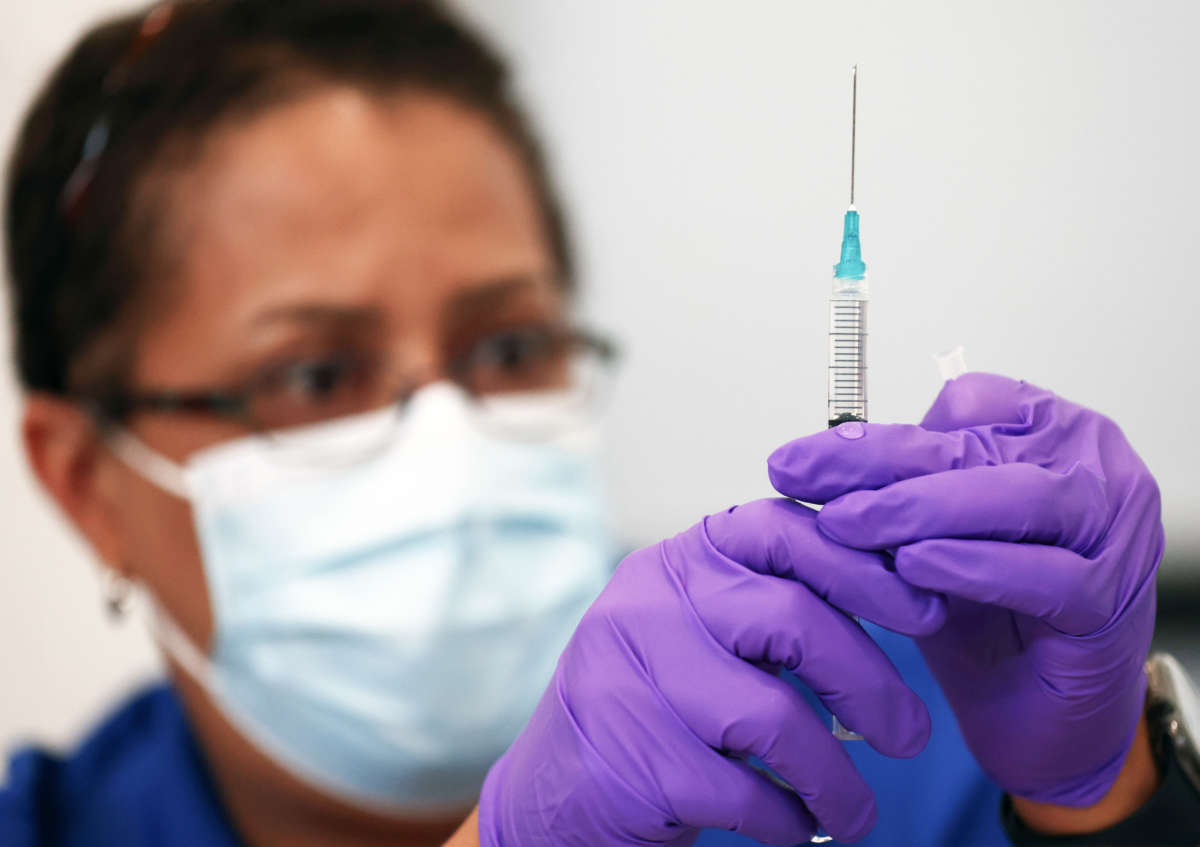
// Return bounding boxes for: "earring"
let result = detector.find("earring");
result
[102,569,134,620]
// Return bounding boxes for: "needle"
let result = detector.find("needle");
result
[850,64,857,206]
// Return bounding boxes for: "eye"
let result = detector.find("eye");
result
[477,327,555,371]
[277,356,364,400]
[464,326,571,395]
[251,351,382,429]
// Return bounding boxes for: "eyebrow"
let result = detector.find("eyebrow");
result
[247,273,554,331]
[250,303,385,328]
[442,274,552,328]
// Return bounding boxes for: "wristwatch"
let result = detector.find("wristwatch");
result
[1002,653,1200,846]
[1147,652,1200,800]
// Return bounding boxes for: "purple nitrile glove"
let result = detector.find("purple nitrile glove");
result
[767,373,1164,807]
[479,498,946,846]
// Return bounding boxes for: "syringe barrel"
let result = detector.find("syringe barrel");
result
[827,297,868,426]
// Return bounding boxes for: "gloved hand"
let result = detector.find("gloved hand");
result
[479,498,947,846]
[767,373,1163,807]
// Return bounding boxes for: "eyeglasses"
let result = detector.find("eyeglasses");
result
[85,324,618,460]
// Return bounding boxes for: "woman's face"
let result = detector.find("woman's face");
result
[102,86,563,647]
[24,84,562,837]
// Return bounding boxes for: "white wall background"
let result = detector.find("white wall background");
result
[3,0,1199,764]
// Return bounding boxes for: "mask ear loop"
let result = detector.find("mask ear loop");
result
[100,572,215,698]
[93,568,218,708]
[105,429,191,499]
[151,595,221,695]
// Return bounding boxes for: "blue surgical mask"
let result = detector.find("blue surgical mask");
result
[112,383,615,815]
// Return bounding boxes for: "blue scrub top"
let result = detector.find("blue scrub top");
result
[0,623,1005,846]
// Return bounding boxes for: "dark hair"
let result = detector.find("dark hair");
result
[4,0,573,395]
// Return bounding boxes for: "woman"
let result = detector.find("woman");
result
[0,2,1172,845]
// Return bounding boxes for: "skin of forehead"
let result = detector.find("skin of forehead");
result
[129,84,560,394]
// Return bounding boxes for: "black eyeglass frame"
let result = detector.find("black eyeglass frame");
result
[81,326,618,433]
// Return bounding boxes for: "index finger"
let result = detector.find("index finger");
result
[703,498,946,637]
[767,423,1007,504]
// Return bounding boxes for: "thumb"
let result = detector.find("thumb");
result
[921,372,1044,433]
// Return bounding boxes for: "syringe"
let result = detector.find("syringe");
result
[828,65,868,428]
[737,66,868,846]
[828,65,867,744]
